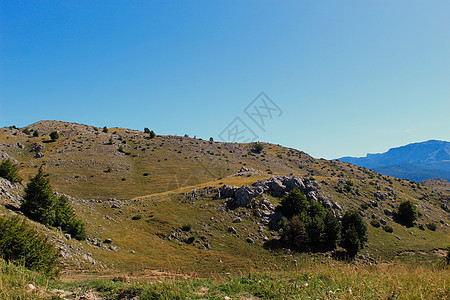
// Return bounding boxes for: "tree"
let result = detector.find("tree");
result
[396,200,418,226]
[307,214,325,250]
[149,130,156,139]
[33,130,39,137]
[323,210,341,251]
[102,126,108,133]
[280,189,309,219]
[253,142,264,153]
[0,159,22,182]
[144,127,151,134]
[21,166,56,226]
[22,128,30,135]
[49,131,59,141]
[340,210,368,256]
[280,215,309,251]
[55,195,86,240]
[340,226,361,257]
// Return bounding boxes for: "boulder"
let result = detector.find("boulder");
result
[265,177,286,196]
[234,185,255,207]
[283,176,305,192]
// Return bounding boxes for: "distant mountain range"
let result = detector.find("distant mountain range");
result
[338,140,450,182]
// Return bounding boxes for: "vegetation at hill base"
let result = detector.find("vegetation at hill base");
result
[0,216,58,275]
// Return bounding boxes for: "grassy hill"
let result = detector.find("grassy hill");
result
[0,120,449,299]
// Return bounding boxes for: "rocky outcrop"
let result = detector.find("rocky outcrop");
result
[214,176,337,229]
[216,176,329,208]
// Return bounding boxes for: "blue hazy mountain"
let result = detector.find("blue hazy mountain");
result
[339,140,450,182]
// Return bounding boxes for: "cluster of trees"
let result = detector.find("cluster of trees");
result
[0,159,22,183]
[21,167,86,240]
[279,189,367,257]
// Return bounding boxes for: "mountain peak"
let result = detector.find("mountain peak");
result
[339,140,450,182]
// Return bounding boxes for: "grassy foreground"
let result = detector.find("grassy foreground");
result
[2,258,449,299]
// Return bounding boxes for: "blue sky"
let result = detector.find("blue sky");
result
[1,1,449,159]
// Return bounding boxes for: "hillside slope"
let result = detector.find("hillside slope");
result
[0,121,449,281]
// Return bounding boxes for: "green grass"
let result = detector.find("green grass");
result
[2,257,449,299]
[0,258,52,300]
[53,261,450,299]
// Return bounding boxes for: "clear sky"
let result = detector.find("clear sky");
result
[1,1,449,159]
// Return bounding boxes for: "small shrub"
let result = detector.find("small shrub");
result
[49,131,59,141]
[149,130,156,139]
[396,200,418,225]
[103,126,108,133]
[0,159,22,182]
[253,142,264,153]
[361,203,369,210]
[181,224,191,231]
[426,222,437,231]
[383,225,394,233]
[22,128,30,135]
[370,220,381,228]
[104,167,112,173]
[132,215,142,220]
[144,128,151,134]
[33,130,39,137]
[209,137,214,142]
